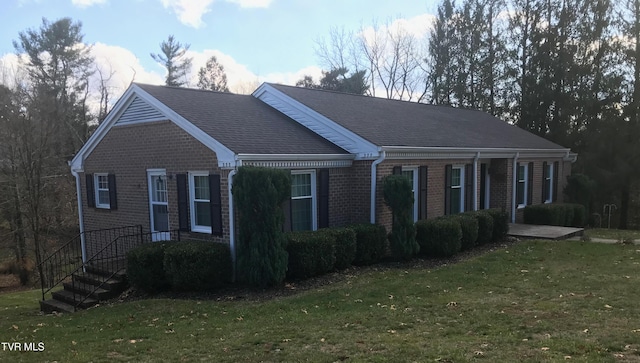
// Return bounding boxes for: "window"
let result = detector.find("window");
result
[450,167,464,214]
[95,173,110,208]
[543,162,553,203]
[516,164,528,207]
[189,172,211,233]
[402,167,419,222]
[291,171,317,231]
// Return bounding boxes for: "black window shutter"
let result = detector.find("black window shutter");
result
[86,174,95,208]
[418,166,428,220]
[480,163,487,209]
[527,162,534,205]
[444,164,452,215]
[108,174,118,210]
[176,174,190,232]
[542,161,549,203]
[318,169,329,229]
[209,174,223,236]
[465,164,473,212]
[392,166,402,175]
[553,161,560,202]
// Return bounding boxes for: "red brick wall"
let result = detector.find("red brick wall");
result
[82,121,229,256]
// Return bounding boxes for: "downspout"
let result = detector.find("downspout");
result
[370,150,386,224]
[228,160,239,282]
[473,152,480,211]
[71,169,87,263]
[511,152,520,223]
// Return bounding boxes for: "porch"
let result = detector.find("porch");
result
[508,223,584,240]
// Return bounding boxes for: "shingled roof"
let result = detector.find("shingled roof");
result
[267,84,566,150]
[136,84,347,155]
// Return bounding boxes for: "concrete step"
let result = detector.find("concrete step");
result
[51,289,98,309]
[63,280,115,300]
[40,298,75,314]
[85,264,127,280]
[73,272,126,291]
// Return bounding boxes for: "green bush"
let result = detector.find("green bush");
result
[564,173,595,214]
[285,231,336,279]
[163,241,232,291]
[467,211,494,245]
[350,223,388,265]
[415,218,462,257]
[383,175,420,260]
[523,203,587,227]
[321,227,357,269]
[126,242,169,293]
[486,209,509,242]
[233,166,290,287]
[441,214,478,251]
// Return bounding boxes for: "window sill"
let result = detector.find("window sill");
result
[517,204,526,209]
[95,204,110,209]
[191,226,212,234]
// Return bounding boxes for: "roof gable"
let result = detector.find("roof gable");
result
[70,84,236,171]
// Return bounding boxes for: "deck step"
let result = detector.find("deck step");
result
[51,289,98,309]
[85,264,127,280]
[40,298,75,314]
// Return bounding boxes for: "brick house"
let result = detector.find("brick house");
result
[69,83,576,262]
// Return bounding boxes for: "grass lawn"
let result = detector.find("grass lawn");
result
[1,240,640,362]
[585,228,640,242]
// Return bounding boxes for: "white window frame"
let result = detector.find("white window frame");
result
[189,171,212,234]
[402,167,419,222]
[291,170,317,231]
[517,164,528,208]
[147,169,169,241]
[94,173,110,209]
[450,166,465,214]
[544,163,553,203]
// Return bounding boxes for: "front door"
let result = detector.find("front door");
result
[148,170,170,241]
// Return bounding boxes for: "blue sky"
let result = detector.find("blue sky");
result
[1,0,437,95]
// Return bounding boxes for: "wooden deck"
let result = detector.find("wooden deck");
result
[508,223,584,240]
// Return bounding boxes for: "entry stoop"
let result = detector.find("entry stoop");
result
[40,264,127,314]
[508,223,584,240]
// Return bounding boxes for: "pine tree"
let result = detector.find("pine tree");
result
[151,35,192,87]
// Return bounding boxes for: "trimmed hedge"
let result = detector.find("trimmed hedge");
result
[322,228,357,270]
[415,218,462,257]
[523,203,586,227]
[163,241,232,291]
[126,242,169,293]
[349,223,388,265]
[486,209,509,242]
[285,231,336,279]
[442,214,479,251]
[468,211,494,245]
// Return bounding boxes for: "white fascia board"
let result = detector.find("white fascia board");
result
[69,85,140,172]
[253,83,378,160]
[70,84,237,172]
[382,146,573,160]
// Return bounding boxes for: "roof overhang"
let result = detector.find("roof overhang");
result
[237,153,354,169]
[381,146,576,161]
[253,83,379,160]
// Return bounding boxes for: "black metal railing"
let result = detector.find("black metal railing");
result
[70,229,184,310]
[39,225,143,301]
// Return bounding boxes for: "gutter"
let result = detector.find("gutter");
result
[228,158,241,282]
[70,168,87,264]
[511,152,520,223]
[473,152,480,211]
[370,150,386,223]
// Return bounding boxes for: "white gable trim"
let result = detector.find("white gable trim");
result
[253,83,379,160]
[69,84,237,172]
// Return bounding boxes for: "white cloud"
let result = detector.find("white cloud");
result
[226,0,272,8]
[71,0,108,8]
[160,0,214,28]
